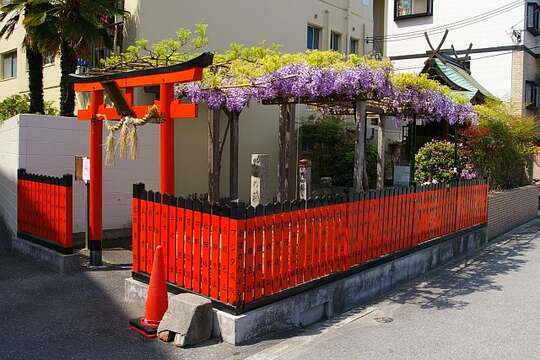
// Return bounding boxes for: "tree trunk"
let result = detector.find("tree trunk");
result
[354,99,367,192]
[26,47,44,114]
[278,104,294,202]
[60,40,77,116]
[377,115,386,190]
[229,111,240,201]
[208,108,221,203]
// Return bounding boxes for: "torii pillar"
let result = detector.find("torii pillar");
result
[72,53,213,265]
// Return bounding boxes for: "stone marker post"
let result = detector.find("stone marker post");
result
[298,159,312,201]
[251,154,270,207]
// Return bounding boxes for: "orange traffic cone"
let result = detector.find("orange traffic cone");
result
[129,245,168,338]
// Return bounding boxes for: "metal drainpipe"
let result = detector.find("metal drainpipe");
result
[346,0,352,54]
[324,9,331,50]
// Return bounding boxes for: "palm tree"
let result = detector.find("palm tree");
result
[24,0,127,116]
[0,0,45,114]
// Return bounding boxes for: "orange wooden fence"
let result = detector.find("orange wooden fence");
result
[17,169,73,254]
[132,180,488,309]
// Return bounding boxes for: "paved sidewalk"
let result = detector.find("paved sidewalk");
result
[241,218,540,360]
[0,218,539,359]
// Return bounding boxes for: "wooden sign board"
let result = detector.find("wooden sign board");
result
[75,156,90,183]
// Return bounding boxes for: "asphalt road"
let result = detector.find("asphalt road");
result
[1,218,539,360]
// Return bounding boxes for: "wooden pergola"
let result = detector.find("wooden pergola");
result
[206,96,393,205]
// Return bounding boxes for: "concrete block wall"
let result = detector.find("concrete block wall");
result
[0,118,20,233]
[487,185,540,239]
[0,114,159,236]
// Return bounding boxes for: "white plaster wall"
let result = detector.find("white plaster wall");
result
[384,0,525,56]
[0,117,20,234]
[383,0,524,102]
[0,114,159,235]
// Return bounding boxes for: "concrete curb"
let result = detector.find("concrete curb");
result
[125,225,488,345]
[11,236,80,273]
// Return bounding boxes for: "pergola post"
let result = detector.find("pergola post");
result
[410,115,417,185]
[89,90,104,266]
[160,83,175,195]
[229,111,240,201]
[354,99,367,193]
[377,115,386,190]
[278,103,295,202]
[208,108,221,203]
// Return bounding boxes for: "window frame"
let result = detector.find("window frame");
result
[527,2,540,36]
[350,37,360,55]
[330,31,342,52]
[2,50,17,80]
[307,24,321,50]
[394,0,433,21]
[42,52,55,66]
[525,80,538,109]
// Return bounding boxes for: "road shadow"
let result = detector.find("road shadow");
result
[0,217,240,360]
[386,219,540,311]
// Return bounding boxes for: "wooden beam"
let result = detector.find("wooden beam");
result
[377,115,386,190]
[208,108,221,203]
[73,67,204,92]
[229,111,240,200]
[278,104,294,202]
[354,99,367,193]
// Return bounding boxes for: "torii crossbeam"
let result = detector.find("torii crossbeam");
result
[70,53,213,265]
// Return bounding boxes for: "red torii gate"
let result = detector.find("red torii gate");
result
[71,53,213,265]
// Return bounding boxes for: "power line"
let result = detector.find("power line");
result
[368,0,522,41]
[393,43,540,72]
[367,0,523,42]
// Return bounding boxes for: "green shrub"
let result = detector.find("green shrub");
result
[462,101,537,189]
[0,94,57,121]
[300,116,377,189]
[415,140,462,183]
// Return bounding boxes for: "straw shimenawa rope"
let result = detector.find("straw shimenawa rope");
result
[102,105,161,166]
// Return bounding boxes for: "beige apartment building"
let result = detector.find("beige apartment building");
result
[0,0,377,199]
[0,0,376,104]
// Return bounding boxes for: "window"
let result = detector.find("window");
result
[525,81,538,109]
[2,51,17,79]
[307,25,321,50]
[394,0,433,20]
[330,31,341,51]
[527,2,540,35]
[350,38,359,54]
[42,52,55,66]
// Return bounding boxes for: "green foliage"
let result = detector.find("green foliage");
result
[101,24,209,69]
[300,116,377,188]
[391,72,469,105]
[462,100,537,189]
[102,27,392,90]
[415,140,462,183]
[0,94,57,120]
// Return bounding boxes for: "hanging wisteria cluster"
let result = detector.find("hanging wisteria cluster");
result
[179,50,479,125]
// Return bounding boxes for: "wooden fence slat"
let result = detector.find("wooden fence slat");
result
[210,205,220,300]
[272,205,282,293]
[184,200,194,290]
[245,207,256,303]
[192,201,203,293]
[201,204,211,296]
[176,198,185,287]
[219,206,230,302]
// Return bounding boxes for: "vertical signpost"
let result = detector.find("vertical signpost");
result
[75,156,91,256]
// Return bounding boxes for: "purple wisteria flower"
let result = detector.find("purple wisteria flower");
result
[179,62,478,126]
